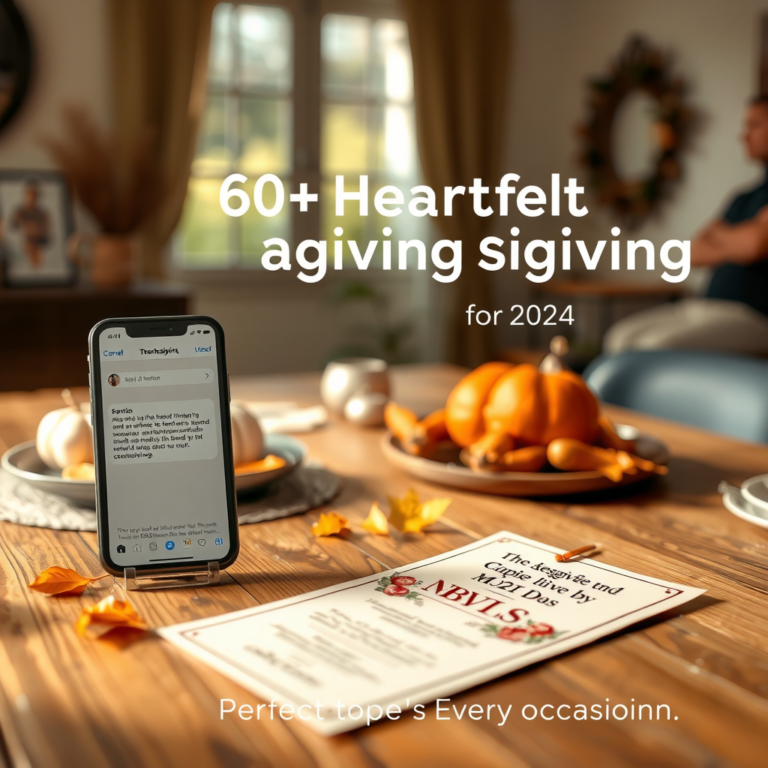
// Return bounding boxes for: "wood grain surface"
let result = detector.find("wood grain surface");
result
[0,365,767,768]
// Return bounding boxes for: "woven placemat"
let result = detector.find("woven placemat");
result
[0,462,341,532]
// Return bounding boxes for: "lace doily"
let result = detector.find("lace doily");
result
[0,462,341,532]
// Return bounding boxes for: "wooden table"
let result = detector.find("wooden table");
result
[0,365,767,768]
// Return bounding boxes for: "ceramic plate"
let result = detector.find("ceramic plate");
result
[2,442,98,506]
[381,425,669,497]
[1,435,305,507]
[741,474,768,514]
[234,435,305,492]
[722,489,768,531]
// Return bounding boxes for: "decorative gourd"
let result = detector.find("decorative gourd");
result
[483,363,600,447]
[461,431,515,468]
[486,445,548,473]
[384,337,667,477]
[547,438,624,482]
[547,438,668,481]
[230,401,264,466]
[445,362,513,447]
[384,403,450,457]
[36,390,93,470]
[384,401,418,445]
[444,339,599,449]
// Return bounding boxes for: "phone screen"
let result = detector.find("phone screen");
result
[92,320,236,570]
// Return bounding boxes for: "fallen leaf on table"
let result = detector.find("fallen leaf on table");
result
[388,488,452,533]
[77,595,148,646]
[311,511,351,538]
[28,566,109,597]
[361,501,389,535]
[235,454,287,476]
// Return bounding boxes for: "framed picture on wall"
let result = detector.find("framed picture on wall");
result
[0,170,75,287]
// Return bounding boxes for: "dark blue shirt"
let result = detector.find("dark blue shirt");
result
[705,170,768,316]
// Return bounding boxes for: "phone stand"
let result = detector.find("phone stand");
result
[123,562,220,591]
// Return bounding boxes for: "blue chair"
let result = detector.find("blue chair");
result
[583,350,768,443]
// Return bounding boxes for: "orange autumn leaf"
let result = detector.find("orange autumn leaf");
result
[387,488,452,533]
[91,626,149,649]
[76,595,148,642]
[361,501,389,535]
[235,454,287,476]
[28,566,109,597]
[311,511,351,538]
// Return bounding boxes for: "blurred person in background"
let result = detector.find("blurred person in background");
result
[605,96,768,354]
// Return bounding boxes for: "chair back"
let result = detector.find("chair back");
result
[583,350,768,443]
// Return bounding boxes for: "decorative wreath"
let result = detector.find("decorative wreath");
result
[577,35,694,228]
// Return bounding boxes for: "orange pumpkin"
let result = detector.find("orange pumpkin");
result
[484,364,600,446]
[445,362,513,447]
[446,362,600,448]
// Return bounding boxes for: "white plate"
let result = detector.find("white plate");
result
[381,425,669,497]
[722,489,768,530]
[2,442,98,506]
[741,474,768,514]
[1,435,305,508]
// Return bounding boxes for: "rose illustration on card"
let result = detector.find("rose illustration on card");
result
[375,573,424,604]
[478,619,566,644]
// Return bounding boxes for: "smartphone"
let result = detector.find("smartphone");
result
[88,315,239,576]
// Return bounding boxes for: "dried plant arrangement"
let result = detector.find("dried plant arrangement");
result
[41,106,165,234]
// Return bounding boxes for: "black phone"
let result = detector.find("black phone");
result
[88,315,239,577]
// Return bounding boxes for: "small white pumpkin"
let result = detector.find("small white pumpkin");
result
[36,391,93,470]
[230,401,264,466]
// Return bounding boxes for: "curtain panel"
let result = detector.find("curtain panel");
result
[110,0,216,278]
[402,0,511,366]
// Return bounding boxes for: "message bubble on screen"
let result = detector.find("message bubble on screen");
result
[108,399,218,464]
[107,369,215,388]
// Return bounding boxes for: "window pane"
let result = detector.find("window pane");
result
[371,183,427,242]
[322,179,367,245]
[192,94,233,176]
[322,180,426,266]
[322,14,370,97]
[322,104,369,173]
[238,96,292,175]
[209,4,234,86]
[241,181,291,265]
[238,5,292,92]
[177,178,232,267]
[373,19,412,102]
[373,104,417,179]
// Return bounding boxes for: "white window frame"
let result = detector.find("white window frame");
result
[171,0,413,287]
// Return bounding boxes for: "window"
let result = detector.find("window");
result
[320,13,420,244]
[175,0,425,270]
[177,3,293,267]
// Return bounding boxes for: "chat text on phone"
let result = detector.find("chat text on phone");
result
[98,324,231,568]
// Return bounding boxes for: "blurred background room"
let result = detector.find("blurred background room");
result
[1,0,768,440]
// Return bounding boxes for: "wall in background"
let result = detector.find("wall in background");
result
[0,0,110,238]
[0,0,433,375]
[494,0,768,351]
[189,273,436,376]
[182,264,439,376]
[3,0,765,369]
[0,0,110,169]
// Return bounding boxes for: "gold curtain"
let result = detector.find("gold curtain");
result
[402,0,510,366]
[110,0,216,278]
